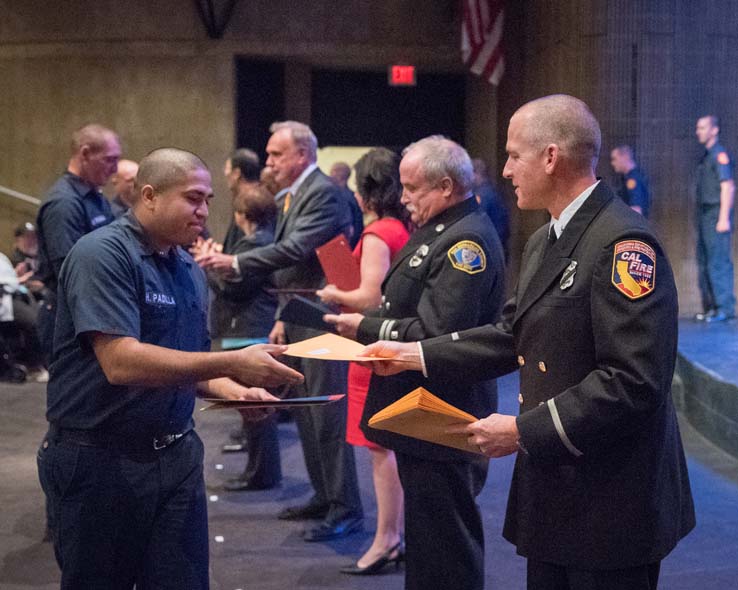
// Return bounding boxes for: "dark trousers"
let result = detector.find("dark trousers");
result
[396,452,488,590]
[240,412,281,487]
[527,559,661,590]
[284,323,362,521]
[37,430,209,590]
[697,205,735,314]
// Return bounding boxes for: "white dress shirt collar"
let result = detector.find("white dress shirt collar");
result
[549,180,600,239]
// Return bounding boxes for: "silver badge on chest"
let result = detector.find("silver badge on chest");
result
[409,244,429,268]
[559,260,577,290]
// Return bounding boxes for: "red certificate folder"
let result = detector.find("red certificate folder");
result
[316,234,361,291]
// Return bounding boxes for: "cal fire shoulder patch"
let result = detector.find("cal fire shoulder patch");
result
[626,178,637,190]
[717,151,730,165]
[611,240,656,300]
[448,240,486,275]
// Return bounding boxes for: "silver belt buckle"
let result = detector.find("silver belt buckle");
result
[153,433,182,450]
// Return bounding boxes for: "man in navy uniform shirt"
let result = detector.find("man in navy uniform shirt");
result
[37,148,303,589]
[694,115,736,322]
[610,144,651,217]
[36,124,121,361]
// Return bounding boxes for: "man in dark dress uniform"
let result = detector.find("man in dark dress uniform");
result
[694,115,735,322]
[364,95,695,590]
[610,144,651,217]
[37,148,302,589]
[327,136,506,590]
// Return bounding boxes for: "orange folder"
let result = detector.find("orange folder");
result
[316,234,361,291]
[368,386,484,454]
[284,333,391,362]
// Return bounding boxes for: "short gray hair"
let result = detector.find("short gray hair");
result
[269,120,318,163]
[402,135,474,196]
[516,95,601,172]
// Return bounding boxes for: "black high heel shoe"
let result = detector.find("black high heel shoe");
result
[339,541,405,575]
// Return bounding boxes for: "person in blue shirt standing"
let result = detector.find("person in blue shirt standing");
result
[694,115,736,322]
[37,147,303,590]
[36,124,121,362]
[610,145,651,218]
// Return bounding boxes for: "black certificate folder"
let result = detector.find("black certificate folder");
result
[278,295,336,332]
[200,394,346,411]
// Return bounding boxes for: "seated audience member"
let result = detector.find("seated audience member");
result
[198,184,282,490]
[318,148,410,575]
[0,252,46,381]
[11,222,45,299]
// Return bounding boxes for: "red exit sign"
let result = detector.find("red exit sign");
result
[388,65,416,87]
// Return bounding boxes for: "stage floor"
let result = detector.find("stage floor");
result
[678,318,738,386]
[1,362,738,588]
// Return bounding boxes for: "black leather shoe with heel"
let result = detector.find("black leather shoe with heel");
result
[340,541,404,575]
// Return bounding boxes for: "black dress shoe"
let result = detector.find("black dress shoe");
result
[221,441,247,453]
[340,541,404,575]
[277,503,330,521]
[223,478,279,491]
[303,516,363,542]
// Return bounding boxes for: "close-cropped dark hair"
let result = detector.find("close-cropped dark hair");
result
[354,148,408,224]
[233,184,277,228]
[230,148,261,182]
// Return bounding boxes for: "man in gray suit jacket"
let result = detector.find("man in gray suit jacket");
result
[199,121,363,542]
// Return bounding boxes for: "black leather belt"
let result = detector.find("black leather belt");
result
[48,425,192,453]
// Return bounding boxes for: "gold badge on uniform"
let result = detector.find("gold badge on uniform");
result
[718,152,730,165]
[626,178,637,190]
[448,240,486,275]
[611,240,656,300]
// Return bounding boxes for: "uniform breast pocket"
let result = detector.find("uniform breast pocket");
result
[539,294,586,309]
[140,305,177,345]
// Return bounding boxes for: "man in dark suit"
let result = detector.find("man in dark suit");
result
[326,136,505,590]
[364,95,695,590]
[198,121,363,541]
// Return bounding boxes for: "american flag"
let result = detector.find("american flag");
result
[461,0,506,86]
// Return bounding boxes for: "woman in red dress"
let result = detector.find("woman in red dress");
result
[317,148,410,575]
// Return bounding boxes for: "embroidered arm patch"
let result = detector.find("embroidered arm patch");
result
[448,240,486,275]
[611,240,655,299]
